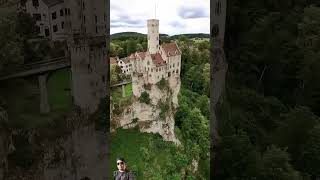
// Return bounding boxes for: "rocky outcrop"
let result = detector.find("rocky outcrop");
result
[41,125,108,180]
[3,109,109,180]
[111,75,181,145]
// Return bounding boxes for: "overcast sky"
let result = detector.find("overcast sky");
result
[111,0,210,35]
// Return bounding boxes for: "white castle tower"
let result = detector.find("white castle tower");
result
[147,19,160,54]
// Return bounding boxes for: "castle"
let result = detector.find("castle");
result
[129,19,181,85]
[25,0,108,113]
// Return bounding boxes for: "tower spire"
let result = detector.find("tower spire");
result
[155,2,156,19]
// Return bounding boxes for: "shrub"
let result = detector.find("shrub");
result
[139,91,151,104]
[157,78,169,90]
[158,99,170,120]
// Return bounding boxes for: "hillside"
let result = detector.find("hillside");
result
[110,32,208,40]
[111,32,169,40]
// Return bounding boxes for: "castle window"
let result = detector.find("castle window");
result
[45,28,49,36]
[53,25,58,32]
[147,61,150,65]
[33,13,41,21]
[173,63,175,68]
[32,0,39,7]
[176,69,179,74]
[65,9,68,15]
[52,12,57,20]
[96,26,98,33]
[156,68,158,72]
[95,15,98,23]
[83,2,85,9]
[212,24,220,38]
[215,1,222,15]
[151,69,153,72]
[102,75,105,82]
[61,21,64,29]
[68,9,71,15]
[84,16,86,23]
[158,76,159,79]
[88,64,92,73]
[60,9,64,16]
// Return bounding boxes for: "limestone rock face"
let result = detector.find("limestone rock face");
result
[42,125,108,180]
[112,75,181,145]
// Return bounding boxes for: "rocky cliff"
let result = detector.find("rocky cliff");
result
[1,107,109,180]
[111,75,181,144]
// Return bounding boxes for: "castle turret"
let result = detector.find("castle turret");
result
[147,19,159,54]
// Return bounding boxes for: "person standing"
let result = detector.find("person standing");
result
[113,157,134,180]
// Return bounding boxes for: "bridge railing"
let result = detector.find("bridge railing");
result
[0,56,68,78]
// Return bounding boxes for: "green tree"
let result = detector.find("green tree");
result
[260,145,301,180]
[302,125,320,179]
[0,8,24,70]
[139,91,151,104]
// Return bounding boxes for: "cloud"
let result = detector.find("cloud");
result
[168,21,186,28]
[110,0,209,35]
[111,23,145,28]
[178,6,208,19]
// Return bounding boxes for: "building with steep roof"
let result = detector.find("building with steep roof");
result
[24,0,69,40]
[130,19,181,85]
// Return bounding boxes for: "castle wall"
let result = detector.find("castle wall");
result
[25,0,50,37]
[49,3,67,41]
[70,41,107,113]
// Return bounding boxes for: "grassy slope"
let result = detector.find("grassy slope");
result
[110,128,179,179]
[47,69,72,111]
[0,69,71,128]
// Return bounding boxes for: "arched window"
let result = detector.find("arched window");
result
[215,1,221,15]
[212,24,219,38]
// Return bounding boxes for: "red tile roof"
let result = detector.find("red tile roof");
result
[110,57,117,65]
[121,57,130,64]
[151,53,166,67]
[129,53,136,59]
[161,42,181,57]
[138,52,146,60]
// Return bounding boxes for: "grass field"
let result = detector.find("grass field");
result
[47,69,72,111]
[0,69,72,129]
[110,128,182,179]
[111,83,132,98]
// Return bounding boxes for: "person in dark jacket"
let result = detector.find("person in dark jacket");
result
[113,157,134,180]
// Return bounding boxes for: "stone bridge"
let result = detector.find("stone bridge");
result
[0,57,70,113]
[111,81,132,97]
[0,58,132,113]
